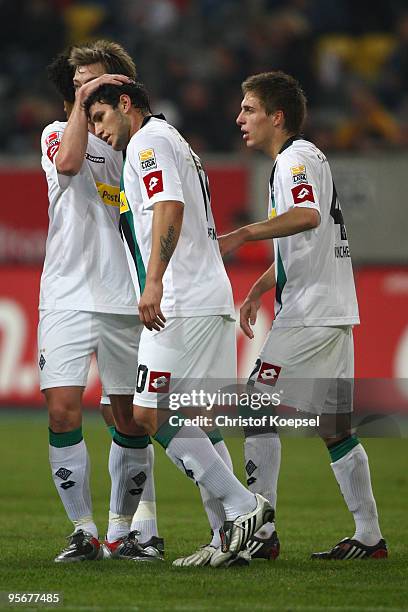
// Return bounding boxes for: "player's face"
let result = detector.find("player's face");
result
[236,93,276,152]
[73,62,105,90]
[90,102,129,151]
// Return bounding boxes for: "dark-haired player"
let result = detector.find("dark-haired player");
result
[84,80,274,567]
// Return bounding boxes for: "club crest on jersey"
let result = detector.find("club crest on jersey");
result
[291,164,307,184]
[291,183,315,205]
[139,148,157,171]
[257,362,281,386]
[45,131,61,162]
[148,371,171,393]
[143,171,164,198]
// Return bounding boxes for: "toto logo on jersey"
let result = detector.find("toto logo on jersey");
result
[148,371,171,393]
[291,183,315,205]
[257,362,281,386]
[143,171,164,198]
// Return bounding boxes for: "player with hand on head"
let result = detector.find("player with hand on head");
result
[219,71,387,561]
[40,43,161,563]
[84,79,275,567]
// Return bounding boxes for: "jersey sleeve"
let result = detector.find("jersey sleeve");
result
[41,123,71,191]
[131,130,184,210]
[276,152,321,215]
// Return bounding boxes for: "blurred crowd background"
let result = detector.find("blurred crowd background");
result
[2,0,408,156]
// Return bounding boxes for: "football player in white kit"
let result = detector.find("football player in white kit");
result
[220,71,387,560]
[40,45,160,562]
[85,81,275,567]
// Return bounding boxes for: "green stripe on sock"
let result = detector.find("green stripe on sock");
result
[107,425,116,439]
[329,434,359,463]
[207,428,223,446]
[154,415,185,449]
[49,427,83,448]
[113,429,150,449]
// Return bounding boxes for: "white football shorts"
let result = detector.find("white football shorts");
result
[38,310,142,395]
[248,325,354,415]
[134,315,237,409]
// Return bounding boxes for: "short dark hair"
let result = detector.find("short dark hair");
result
[84,82,152,117]
[47,51,75,103]
[242,71,307,134]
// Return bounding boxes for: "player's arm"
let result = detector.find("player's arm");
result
[219,207,320,257]
[139,200,184,331]
[240,263,276,339]
[56,73,133,176]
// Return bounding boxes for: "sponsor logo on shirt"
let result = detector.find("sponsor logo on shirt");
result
[291,164,307,184]
[95,182,120,207]
[291,183,315,205]
[86,153,105,164]
[139,148,157,171]
[143,170,164,198]
[45,131,61,162]
[120,190,130,213]
[257,362,281,386]
[148,371,171,393]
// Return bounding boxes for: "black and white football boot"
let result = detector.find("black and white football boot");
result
[103,530,155,561]
[174,542,250,567]
[210,494,274,567]
[247,528,280,560]
[138,536,165,561]
[54,529,103,563]
[311,537,388,560]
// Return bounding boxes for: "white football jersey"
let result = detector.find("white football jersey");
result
[40,121,137,314]
[120,115,235,318]
[268,137,360,327]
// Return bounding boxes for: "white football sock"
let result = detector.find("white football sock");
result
[200,440,233,548]
[107,441,148,542]
[245,432,281,538]
[331,443,383,546]
[49,439,97,539]
[131,444,159,543]
[166,425,256,521]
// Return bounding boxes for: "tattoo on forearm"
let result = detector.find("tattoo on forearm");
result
[160,225,176,263]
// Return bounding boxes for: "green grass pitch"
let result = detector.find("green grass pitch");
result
[0,411,407,612]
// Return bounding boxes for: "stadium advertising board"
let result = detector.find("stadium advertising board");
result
[0,266,407,412]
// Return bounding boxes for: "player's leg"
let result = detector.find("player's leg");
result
[173,427,236,566]
[99,395,162,557]
[130,442,163,557]
[97,314,160,560]
[311,328,386,559]
[241,326,288,560]
[199,428,233,549]
[243,427,281,560]
[133,317,274,565]
[39,310,101,561]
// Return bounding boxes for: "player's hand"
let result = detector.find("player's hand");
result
[218,229,245,257]
[77,73,135,104]
[240,295,261,339]
[139,280,166,331]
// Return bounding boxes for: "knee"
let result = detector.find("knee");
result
[45,388,82,433]
[133,406,156,436]
[47,393,81,432]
